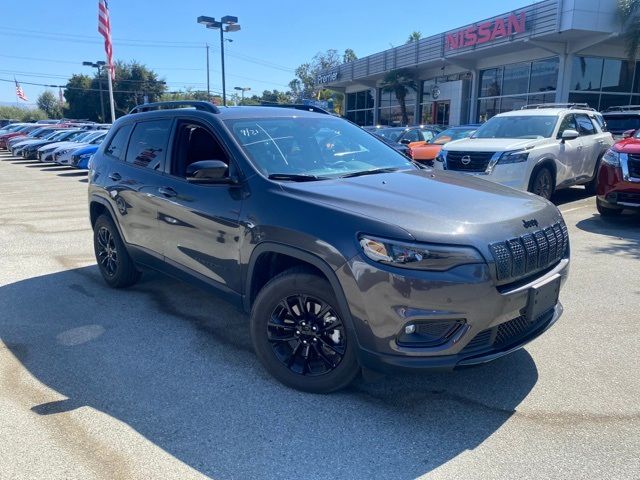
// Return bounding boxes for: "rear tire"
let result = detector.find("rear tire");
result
[596,198,623,217]
[529,166,555,200]
[250,268,359,393]
[93,214,142,288]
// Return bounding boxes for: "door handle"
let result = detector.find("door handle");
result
[108,172,122,181]
[158,186,177,197]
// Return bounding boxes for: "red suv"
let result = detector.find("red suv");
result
[596,133,640,216]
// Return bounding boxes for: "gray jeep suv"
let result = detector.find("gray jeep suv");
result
[88,102,570,393]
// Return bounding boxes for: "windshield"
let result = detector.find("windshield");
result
[225,117,415,179]
[473,115,557,139]
[90,133,107,144]
[373,127,406,142]
[72,131,93,142]
[603,115,640,133]
[431,128,477,145]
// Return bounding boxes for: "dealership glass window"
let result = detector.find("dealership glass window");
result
[477,57,559,122]
[345,89,375,126]
[598,94,633,111]
[502,63,530,96]
[378,89,416,126]
[567,92,600,110]
[529,58,559,93]
[479,68,503,97]
[570,57,603,91]
[601,59,633,93]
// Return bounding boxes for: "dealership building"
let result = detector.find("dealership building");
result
[317,0,638,126]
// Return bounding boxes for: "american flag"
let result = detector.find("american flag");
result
[14,79,28,101]
[98,0,114,80]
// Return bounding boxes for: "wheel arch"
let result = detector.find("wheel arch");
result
[529,157,557,190]
[244,243,355,332]
[89,195,126,241]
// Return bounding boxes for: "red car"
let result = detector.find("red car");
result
[0,124,41,149]
[596,132,640,216]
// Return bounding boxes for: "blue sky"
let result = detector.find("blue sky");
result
[1,0,535,105]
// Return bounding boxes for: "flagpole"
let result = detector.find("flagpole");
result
[106,66,116,123]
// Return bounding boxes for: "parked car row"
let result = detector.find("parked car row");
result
[0,121,109,170]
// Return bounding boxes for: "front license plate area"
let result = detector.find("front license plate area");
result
[526,274,561,323]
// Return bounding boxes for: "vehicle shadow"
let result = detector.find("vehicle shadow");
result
[551,186,592,206]
[0,267,539,480]
[576,212,640,260]
[57,171,87,177]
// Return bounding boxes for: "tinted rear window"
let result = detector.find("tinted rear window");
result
[602,115,640,132]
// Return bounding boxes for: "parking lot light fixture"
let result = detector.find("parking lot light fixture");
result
[234,86,250,105]
[82,61,107,122]
[197,14,241,106]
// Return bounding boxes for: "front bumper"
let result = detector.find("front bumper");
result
[597,162,640,209]
[336,252,569,373]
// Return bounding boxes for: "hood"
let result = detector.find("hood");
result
[412,143,443,160]
[280,169,562,248]
[613,137,640,155]
[54,142,89,154]
[73,145,99,156]
[38,140,78,152]
[444,137,543,152]
[12,138,42,147]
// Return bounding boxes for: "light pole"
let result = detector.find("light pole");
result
[205,43,210,100]
[82,61,106,122]
[197,15,241,106]
[234,86,250,105]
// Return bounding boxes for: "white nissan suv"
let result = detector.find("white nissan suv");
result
[436,104,614,199]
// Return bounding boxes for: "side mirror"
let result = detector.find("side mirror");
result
[561,129,580,141]
[622,129,636,139]
[400,138,411,145]
[186,160,231,183]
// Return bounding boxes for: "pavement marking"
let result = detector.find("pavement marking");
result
[560,204,591,214]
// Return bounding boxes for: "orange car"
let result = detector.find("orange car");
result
[411,125,479,163]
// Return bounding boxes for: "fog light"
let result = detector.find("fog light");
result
[405,324,416,334]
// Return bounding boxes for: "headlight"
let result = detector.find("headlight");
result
[602,149,621,167]
[497,149,529,164]
[359,235,483,271]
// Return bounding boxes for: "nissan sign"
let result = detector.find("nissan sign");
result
[316,70,340,85]
[446,12,526,50]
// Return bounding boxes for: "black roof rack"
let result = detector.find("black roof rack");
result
[604,105,640,112]
[129,101,220,115]
[258,103,332,115]
[521,103,595,111]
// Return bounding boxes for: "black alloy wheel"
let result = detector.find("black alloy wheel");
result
[96,226,118,277]
[267,294,346,376]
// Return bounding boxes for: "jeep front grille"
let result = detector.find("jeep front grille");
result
[489,221,568,284]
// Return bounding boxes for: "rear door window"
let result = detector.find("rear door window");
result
[125,120,172,170]
[105,124,133,161]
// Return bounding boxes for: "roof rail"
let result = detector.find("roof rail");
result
[129,101,220,115]
[604,105,640,112]
[521,103,595,111]
[258,103,332,115]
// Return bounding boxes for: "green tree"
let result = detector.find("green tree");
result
[0,106,47,122]
[36,90,62,119]
[617,0,640,65]
[63,74,97,120]
[64,61,166,121]
[406,31,422,43]
[380,69,417,125]
[342,48,358,63]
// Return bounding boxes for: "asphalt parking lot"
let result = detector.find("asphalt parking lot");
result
[0,151,638,480]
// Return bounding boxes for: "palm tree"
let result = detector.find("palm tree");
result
[380,69,417,126]
[617,0,640,66]
[406,31,422,44]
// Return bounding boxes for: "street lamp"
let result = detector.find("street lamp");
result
[82,61,106,122]
[234,86,250,105]
[197,14,241,106]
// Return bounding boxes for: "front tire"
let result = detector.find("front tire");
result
[529,166,555,200]
[250,268,359,393]
[93,214,141,288]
